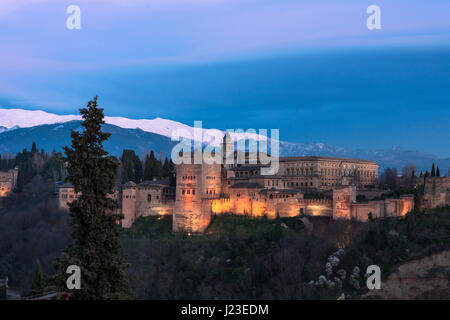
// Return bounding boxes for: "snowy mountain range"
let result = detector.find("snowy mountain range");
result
[0,108,449,173]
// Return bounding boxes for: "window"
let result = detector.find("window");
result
[147,194,152,202]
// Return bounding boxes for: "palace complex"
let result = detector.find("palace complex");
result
[52,134,427,233]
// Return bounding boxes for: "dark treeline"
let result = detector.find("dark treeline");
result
[0,176,71,293]
[1,142,66,192]
[1,142,175,192]
[120,149,175,185]
[379,162,446,190]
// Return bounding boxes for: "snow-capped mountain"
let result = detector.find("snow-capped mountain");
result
[0,108,448,172]
[0,108,265,146]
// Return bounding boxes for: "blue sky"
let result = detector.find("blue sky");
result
[0,0,449,156]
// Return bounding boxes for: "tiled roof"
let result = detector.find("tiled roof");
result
[230,182,264,189]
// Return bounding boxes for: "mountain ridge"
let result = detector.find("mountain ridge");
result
[0,119,448,173]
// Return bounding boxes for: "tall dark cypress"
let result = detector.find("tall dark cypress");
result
[431,163,436,177]
[436,166,440,177]
[31,260,44,295]
[54,97,129,299]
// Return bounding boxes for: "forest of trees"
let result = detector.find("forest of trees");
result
[0,141,176,193]
[0,142,66,192]
[378,162,446,190]
[120,149,175,185]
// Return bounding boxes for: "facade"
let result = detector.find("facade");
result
[279,156,378,191]
[0,168,19,197]
[57,182,121,212]
[172,134,410,233]
[424,177,450,209]
[122,178,175,228]
[57,134,417,232]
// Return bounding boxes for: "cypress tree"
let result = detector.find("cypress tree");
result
[162,157,170,177]
[143,151,157,180]
[431,163,436,177]
[133,154,143,183]
[31,260,44,295]
[31,141,38,154]
[436,166,440,177]
[54,97,129,299]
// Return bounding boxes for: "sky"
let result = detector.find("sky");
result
[0,0,449,157]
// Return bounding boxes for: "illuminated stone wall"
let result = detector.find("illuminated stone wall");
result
[350,195,414,222]
[333,186,357,219]
[173,158,222,233]
[122,182,137,228]
[424,177,450,209]
[0,168,18,197]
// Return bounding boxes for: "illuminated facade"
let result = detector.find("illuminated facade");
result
[172,134,407,233]
[0,168,19,197]
[58,134,415,232]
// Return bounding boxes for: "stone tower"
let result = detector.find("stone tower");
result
[173,151,222,233]
[222,132,234,169]
[333,185,356,219]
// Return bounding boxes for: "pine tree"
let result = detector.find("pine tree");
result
[54,97,129,299]
[31,260,44,295]
[431,163,436,177]
[436,166,440,177]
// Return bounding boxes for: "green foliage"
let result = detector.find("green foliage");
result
[123,214,352,299]
[54,97,129,300]
[31,260,44,295]
[342,207,450,288]
[121,149,143,183]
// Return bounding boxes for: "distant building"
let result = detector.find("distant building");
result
[122,178,175,228]
[57,182,120,212]
[57,134,416,233]
[0,167,19,197]
[424,177,450,208]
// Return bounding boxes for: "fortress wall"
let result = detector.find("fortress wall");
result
[350,195,414,222]
[0,168,18,197]
[173,162,211,233]
[424,177,450,208]
[333,186,357,219]
[135,187,174,217]
[122,186,137,228]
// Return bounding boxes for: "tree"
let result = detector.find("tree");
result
[431,163,436,177]
[120,149,142,183]
[379,168,398,189]
[54,97,129,299]
[31,260,44,295]
[436,166,440,177]
[31,141,38,154]
[143,151,159,181]
[162,157,170,177]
